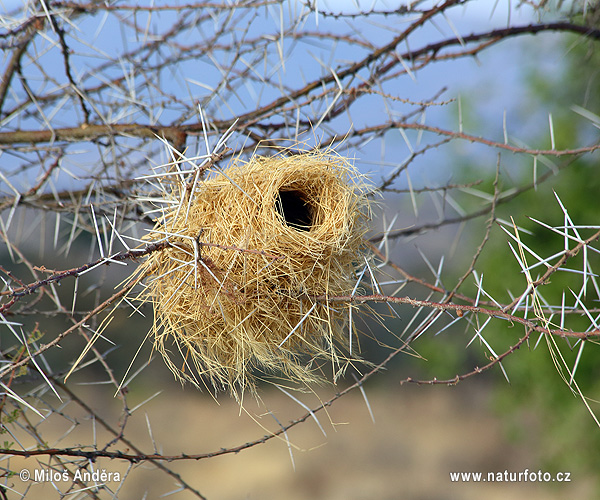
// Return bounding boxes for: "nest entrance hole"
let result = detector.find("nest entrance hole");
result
[276,188,314,231]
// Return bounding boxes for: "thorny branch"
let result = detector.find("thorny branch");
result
[0,18,42,113]
[323,294,600,340]
[1,20,598,146]
[0,241,170,304]
[0,326,533,464]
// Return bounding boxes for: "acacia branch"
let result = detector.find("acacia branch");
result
[320,294,600,340]
[0,18,43,114]
[0,241,170,305]
[54,17,91,123]
[0,280,139,381]
[400,328,532,385]
[0,123,188,146]
[1,18,596,147]
[370,155,579,243]
[0,326,533,464]
[391,122,600,156]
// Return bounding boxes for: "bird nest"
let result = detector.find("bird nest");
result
[136,148,372,396]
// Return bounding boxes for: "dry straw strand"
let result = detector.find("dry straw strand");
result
[135,147,373,397]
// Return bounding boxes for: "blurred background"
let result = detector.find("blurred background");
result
[1,0,599,498]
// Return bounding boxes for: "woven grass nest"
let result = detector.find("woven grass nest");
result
[138,148,372,396]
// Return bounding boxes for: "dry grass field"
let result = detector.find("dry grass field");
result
[8,379,591,499]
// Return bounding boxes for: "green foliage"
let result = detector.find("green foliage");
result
[1,407,21,430]
[472,31,600,486]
